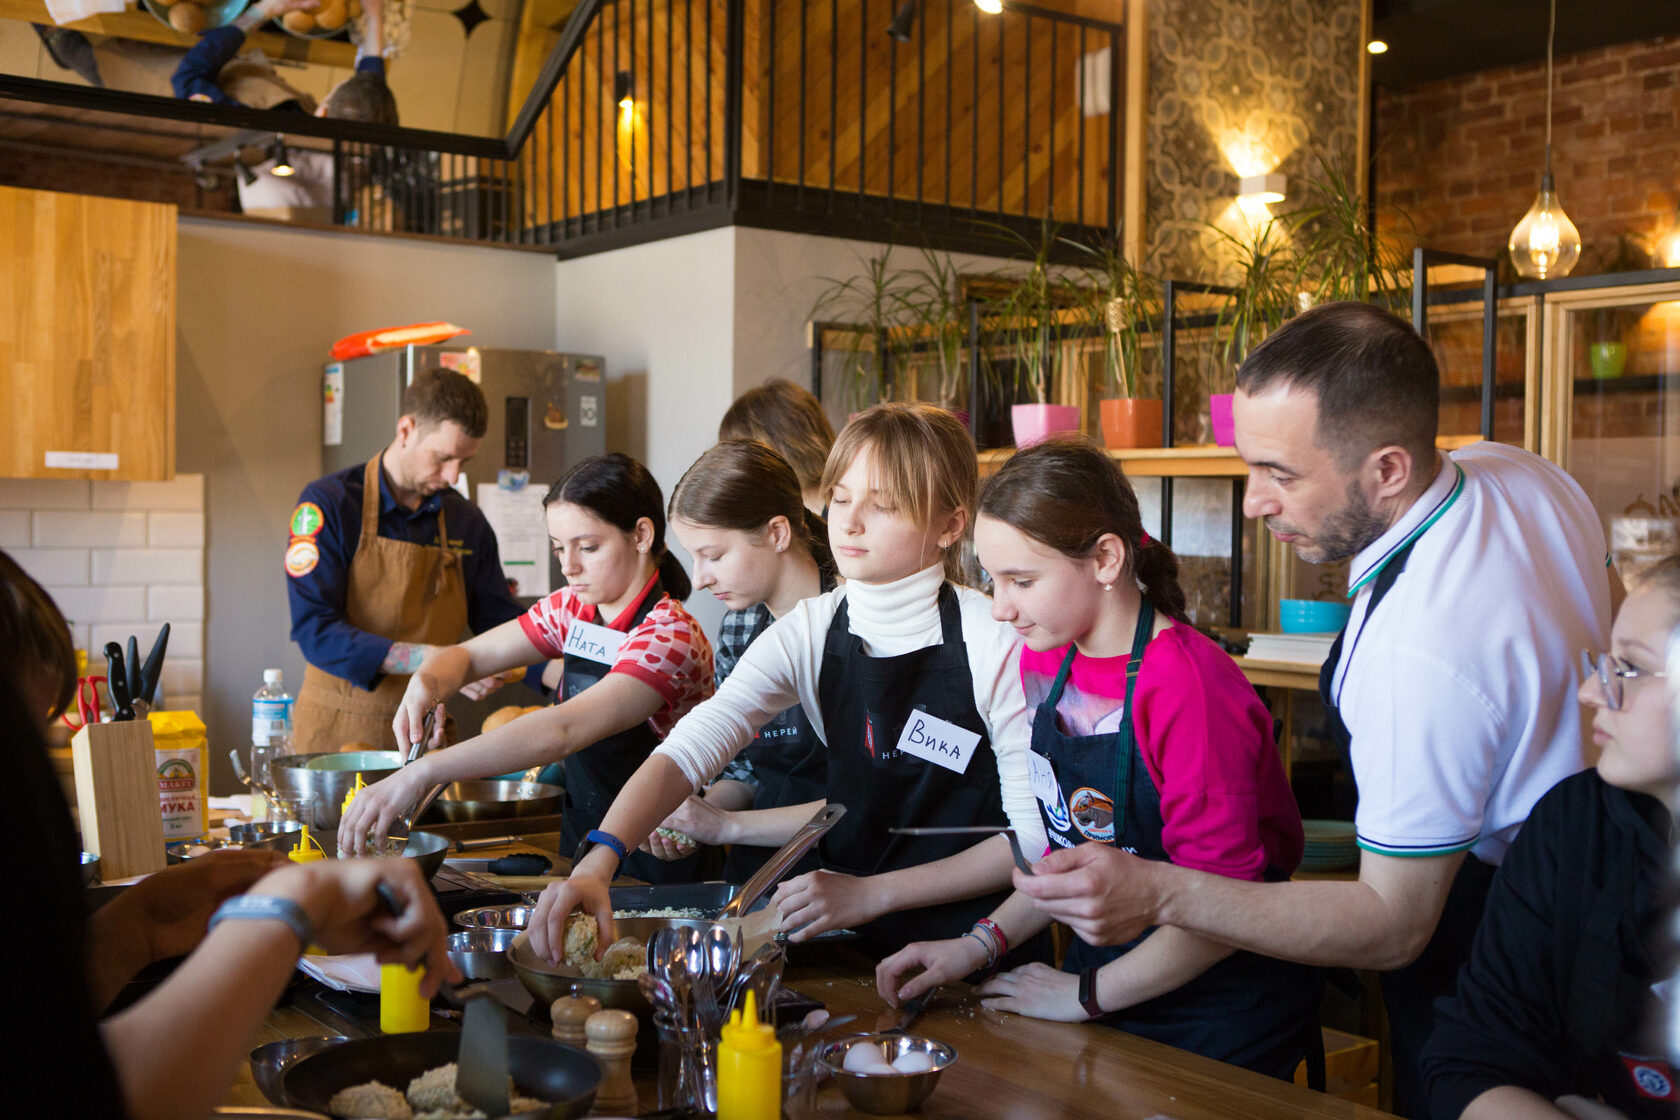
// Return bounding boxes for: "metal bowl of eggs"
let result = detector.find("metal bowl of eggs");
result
[817,1034,957,1114]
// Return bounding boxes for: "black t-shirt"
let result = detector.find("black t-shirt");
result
[4,680,128,1118]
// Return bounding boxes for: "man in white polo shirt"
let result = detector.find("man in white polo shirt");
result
[1014,302,1612,1119]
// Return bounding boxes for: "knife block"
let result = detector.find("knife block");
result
[71,720,167,879]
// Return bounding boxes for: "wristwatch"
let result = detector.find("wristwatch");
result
[571,828,628,870]
[1077,966,1106,1020]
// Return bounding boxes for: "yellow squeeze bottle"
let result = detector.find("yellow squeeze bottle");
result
[717,990,781,1120]
[380,963,431,1033]
[287,825,328,954]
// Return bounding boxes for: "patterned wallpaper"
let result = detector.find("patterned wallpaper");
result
[1144,0,1365,280]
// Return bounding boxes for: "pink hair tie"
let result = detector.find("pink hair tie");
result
[1138,531,1152,548]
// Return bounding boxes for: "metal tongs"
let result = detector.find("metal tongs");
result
[891,825,1036,875]
[383,703,447,850]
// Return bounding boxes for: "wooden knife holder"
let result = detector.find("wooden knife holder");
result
[71,720,167,879]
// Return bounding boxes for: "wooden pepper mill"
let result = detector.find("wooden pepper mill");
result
[585,1008,639,1116]
[549,994,602,1049]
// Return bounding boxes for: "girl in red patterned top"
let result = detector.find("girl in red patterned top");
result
[339,454,716,883]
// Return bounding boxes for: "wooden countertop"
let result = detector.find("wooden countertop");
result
[227,944,1394,1119]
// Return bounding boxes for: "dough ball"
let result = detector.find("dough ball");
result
[480,704,527,734]
[587,936,646,981]
[153,0,183,9]
[522,704,544,715]
[281,9,316,31]
[563,912,599,966]
[329,1080,412,1119]
[315,0,346,30]
[169,3,207,33]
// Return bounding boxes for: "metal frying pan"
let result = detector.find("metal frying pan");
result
[280,1032,600,1119]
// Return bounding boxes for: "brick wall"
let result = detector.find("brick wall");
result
[0,475,206,720]
[1374,36,1680,266]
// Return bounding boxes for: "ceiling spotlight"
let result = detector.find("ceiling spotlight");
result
[615,70,634,110]
[269,135,294,178]
[233,156,257,187]
[887,0,916,42]
[1366,39,1388,54]
[973,0,1002,13]
[1237,172,1287,205]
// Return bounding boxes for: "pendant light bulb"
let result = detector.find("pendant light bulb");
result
[973,0,1002,13]
[269,134,294,178]
[1508,172,1581,279]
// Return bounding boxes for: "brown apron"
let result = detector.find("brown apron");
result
[292,458,469,754]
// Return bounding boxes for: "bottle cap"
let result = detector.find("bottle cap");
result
[288,823,327,863]
[720,990,777,1050]
[341,773,367,814]
[264,669,283,684]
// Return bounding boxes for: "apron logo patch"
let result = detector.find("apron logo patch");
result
[1069,787,1116,842]
[285,538,320,578]
[1622,1055,1679,1100]
[290,502,324,538]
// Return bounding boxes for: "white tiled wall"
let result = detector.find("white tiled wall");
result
[0,474,206,716]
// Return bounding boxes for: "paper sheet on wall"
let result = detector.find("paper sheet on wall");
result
[477,483,552,599]
[323,364,344,447]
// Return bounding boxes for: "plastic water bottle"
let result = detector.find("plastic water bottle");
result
[252,669,293,820]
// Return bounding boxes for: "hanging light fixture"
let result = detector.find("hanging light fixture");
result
[973,0,1002,13]
[232,156,257,187]
[269,134,294,178]
[1507,0,1580,279]
[887,0,916,42]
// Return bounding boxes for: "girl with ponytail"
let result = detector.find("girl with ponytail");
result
[644,439,838,882]
[340,453,718,885]
[878,436,1321,1080]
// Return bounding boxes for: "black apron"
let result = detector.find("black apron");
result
[1033,603,1321,1079]
[815,584,1041,961]
[723,612,826,883]
[557,577,708,885]
[1320,540,1496,1120]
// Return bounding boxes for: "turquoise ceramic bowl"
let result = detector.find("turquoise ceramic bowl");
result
[1278,598,1352,634]
[142,0,252,32]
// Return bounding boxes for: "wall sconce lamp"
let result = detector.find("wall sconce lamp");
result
[615,71,634,111]
[887,0,916,42]
[973,0,1002,13]
[233,156,258,187]
[1237,172,1287,205]
[1657,206,1680,269]
[1366,40,1388,54]
[269,135,294,178]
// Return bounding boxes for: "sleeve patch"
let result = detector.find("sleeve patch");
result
[290,502,325,538]
[285,538,321,578]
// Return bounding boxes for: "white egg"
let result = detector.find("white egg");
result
[843,1042,894,1073]
[891,1051,936,1073]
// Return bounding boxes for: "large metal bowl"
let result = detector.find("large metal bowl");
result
[281,1032,599,1119]
[270,751,401,829]
[447,928,519,980]
[428,780,562,823]
[508,918,712,1016]
[452,903,537,931]
[228,820,306,850]
[249,1035,348,1106]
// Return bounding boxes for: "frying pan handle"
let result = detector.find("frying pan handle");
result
[719,803,847,920]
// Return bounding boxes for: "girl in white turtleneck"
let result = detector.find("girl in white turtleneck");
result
[530,402,1047,964]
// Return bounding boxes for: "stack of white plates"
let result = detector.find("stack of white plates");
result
[1300,819,1359,872]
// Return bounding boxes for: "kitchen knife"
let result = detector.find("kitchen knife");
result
[874,990,932,1035]
[138,623,170,706]
[443,852,553,877]
[891,826,1035,875]
[103,642,134,720]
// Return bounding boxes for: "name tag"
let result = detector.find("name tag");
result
[894,711,980,774]
[1028,752,1060,807]
[563,619,625,664]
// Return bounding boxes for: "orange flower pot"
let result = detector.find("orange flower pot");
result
[1100,398,1164,449]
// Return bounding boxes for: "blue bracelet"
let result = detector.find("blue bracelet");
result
[584,829,629,863]
[208,894,314,950]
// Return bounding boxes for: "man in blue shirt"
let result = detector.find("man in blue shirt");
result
[287,368,523,753]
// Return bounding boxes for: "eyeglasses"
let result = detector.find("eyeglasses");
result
[1580,649,1668,712]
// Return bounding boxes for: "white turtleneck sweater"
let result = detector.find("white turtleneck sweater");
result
[651,562,1047,860]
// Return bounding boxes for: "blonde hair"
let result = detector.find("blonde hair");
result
[718,379,836,496]
[820,402,976,583]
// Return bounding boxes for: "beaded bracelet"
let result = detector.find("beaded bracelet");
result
[974,917,1009,961]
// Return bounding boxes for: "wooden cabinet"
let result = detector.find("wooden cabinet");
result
[0,186,176,481]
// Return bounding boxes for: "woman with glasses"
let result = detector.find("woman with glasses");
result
[1423,554,1679,1120]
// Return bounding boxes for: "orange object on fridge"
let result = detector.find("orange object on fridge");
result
[329,322,470,361]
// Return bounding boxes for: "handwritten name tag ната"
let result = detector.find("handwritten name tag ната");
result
[563,619,626,664]
[894,711,980,774]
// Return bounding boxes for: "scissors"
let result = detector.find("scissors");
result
[61,675,106,732]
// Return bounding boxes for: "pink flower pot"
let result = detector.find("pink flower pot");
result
[1210,393,1235,447]
[1011,404,1082,449]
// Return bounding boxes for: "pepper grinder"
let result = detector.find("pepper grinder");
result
[549,995,602,1049]
[585,1008,639,1116]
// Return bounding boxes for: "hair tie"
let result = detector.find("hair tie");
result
[1138,531,1152,548]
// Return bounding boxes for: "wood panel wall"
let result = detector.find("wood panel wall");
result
[524,0,1121,230]
[0,186,176,481]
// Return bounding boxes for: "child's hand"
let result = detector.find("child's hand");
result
[975,962,1087,1022]
[770,869,884,941]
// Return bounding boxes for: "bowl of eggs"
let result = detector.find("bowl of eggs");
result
[818,1034,957,1114]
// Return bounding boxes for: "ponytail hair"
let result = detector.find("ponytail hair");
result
[545,453,693,600]
[820,402,976,584]
[978,436,1189,623]
[669,440,836,579]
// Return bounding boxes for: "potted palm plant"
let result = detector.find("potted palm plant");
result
[1205,213,1299,443]
[809,244,910,417]
[1068,231,1160,448]
[895,248,970,420]
[994,219,1081,447]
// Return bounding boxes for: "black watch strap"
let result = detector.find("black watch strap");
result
[1078,966,1105,1020]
